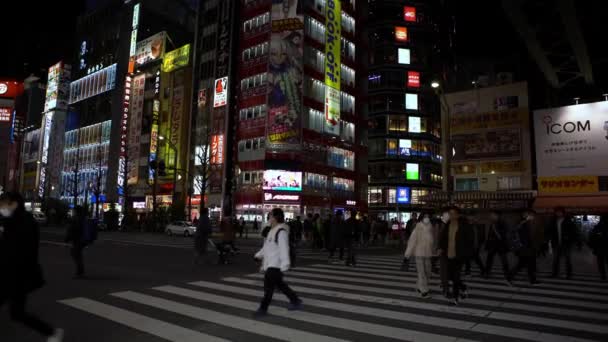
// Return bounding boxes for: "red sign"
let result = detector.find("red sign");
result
[0,81,22,99]
[0,107,12,122]
[407,71,420,88]
[198,89,207,108]
[210,134,224,164]
[395,27,408,41]
[404,6,416,22]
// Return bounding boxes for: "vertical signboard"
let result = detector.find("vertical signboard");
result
[127,74,145,185]
[148,69,161,183]
[170,85,184,168]
[324,0,341,126]
[266,0,304,150]
[213,77,228,108]
[210,134,224,164]
[404,6,416,22]
[38,113,53,197]
[395,26,408,41]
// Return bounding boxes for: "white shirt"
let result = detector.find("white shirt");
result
[556,218,564,244]
[255,223,291,272]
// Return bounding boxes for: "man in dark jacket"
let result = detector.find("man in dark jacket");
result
[328,211,345,260]
[510,209,541,285]
[343,210,358,266]
[547,207,577,279]
[484,210,512,283]
[464,216,486,276]
[438,206,474,305]
[194,207,212,264]
[0,192,63,341]
[65,206,87,278]
[589,215,608,280]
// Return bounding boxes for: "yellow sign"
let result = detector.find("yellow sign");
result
[324,0,341,125]
[451,108,528,134]
[162,44,191,73]
[538,176,599,193]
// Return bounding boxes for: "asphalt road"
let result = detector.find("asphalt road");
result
[1,228,607,342]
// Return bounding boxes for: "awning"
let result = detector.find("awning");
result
[534,194,608,213]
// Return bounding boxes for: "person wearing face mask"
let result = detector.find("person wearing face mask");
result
[0,192,64,342]
[404,212,436,298]
[253,208,302,317]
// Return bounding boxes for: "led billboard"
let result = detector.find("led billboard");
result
[263,170,302,191]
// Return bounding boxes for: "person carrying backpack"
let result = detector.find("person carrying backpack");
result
[253,208,302,317]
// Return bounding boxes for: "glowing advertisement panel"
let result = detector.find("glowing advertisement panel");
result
[128,74,145,185]
[263,170,302,191]
[324,0,341,126]
[213,77,228,108]
[395,26,408,41]
[267,0,304,150]
[406,163,419,180]
[398,48,410,64]
[135,32,166,66]
[69,64,117,104]
[162,44,191,73]
[396,187,411,203]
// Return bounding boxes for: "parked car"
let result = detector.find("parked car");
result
[32,211,48,226]
[165,221,196,237]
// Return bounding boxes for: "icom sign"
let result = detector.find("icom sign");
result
[534,101,608,177]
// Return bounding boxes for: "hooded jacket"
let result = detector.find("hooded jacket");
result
[255,223,291,272]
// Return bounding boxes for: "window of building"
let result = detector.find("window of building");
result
[411,189,428,204]
[239,104,268,121]
[405,93,418,110]
[497,176,521,190]
[389,118,407,132]
[341,37,355,61]
[340,121,355,142]
[388,188,397,203]
[369,188,383,204]
[332,177,354,192]
[242,42,269,62]
[305,17,325,44]
[327,147,355,171]
[241,72,268,90]
[341,64,355,87]
[304,77,325,103]
[341,92,355,115]
[243,12,270,33]
[342,11,355,34]
[455,178,479,191]
[387,139,398,156]
[305,172,328,190]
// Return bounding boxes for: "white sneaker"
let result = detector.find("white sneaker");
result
[48,328,64,342]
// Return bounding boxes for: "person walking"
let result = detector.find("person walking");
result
[253,208,302,317]
[436,209,450,296]
[238,216,245,239]
[547,207,577,279]
[361,215,371,247]
[510,209,541,285]
[65,205,87,279]
[404,212,436,298]
[253,217,259,233]
[438,206,474,305]
[0,192,64,342]
[484,210,512,284]
[194,207,212,265]
[303,213,314,246]
[464,216,486,276]
[329,210,346,261]
[343,210,358,266]
[589,215,608,281]
[312,213,322,249]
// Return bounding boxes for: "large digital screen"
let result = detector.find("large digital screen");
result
[396,187,411,203]
[398,48,410,65]
[406,163,419,180]
[263,170,302,191]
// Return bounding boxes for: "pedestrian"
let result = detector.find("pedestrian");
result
[361,215,371,247]
[588,215,608,281]
[322,214,332,250]
[253,217,259,232]
[239,216,245,238]
[404,212,436,298]
[436,208,450,296]
[194,207,212,265]
[0,192,64,342]
[253,208,302,317]
[293,215,303,244]
[438,206,474,305]
[343,210,358,266]
[484,210,513,284]
[329,210,345,261]
[311,213,322,249]
[547,207,577,279]
[464,216,486,277]
[509,209,541,285]
[65,205,87,279]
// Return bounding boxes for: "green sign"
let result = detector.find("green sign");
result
[162,44,191,73]
[406,163,419,180]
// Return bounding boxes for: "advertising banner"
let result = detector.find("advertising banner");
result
[397,187,411,204]
[266,0,304,150]
[135,32,166,66]
[452,129,521,161]
[44,62,70,112]
[450,108,527,133]
[538,176,599,193]
[534,102,608,177]
[162,44,191,73]
[0,107,11,122]
[170,85,184,149]
[263,170,302,191]
[324,0,341,126]
[127,74,145,185]
[210,134,224,164]
[213,77,228,108]
[148,70,161,183]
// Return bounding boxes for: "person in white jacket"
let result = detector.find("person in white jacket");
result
[404,212,436,298]
[253,208,302,317]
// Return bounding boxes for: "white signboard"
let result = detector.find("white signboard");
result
[534,101,608,177]
[213,77,228,108]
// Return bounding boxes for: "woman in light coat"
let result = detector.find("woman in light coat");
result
[404,212,436,298]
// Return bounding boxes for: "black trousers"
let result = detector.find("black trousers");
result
[511,254,537,283]
[447,258,465,299]
[486,248,511,280]
[259,268,299,311]
[597,254,608,280]
[71,244,85,276]
[552,245,572,277]
[343,239,356,265]
[465,248,485,275]
[0,292,54,337]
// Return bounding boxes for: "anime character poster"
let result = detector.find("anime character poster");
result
[267,0,304,150]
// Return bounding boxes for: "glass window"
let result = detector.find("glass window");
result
[455,178,479,191]
[369,188,383,204]
[388,189,397,203]
[498,176,521,190]
[389,118,406,132]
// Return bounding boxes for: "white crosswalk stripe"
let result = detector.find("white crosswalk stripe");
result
[58,254,608,342]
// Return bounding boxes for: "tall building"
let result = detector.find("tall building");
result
[227,0,363,221]
[0,79,24,193]
[365,1,444,222]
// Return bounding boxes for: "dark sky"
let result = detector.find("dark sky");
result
[0,1,85,79]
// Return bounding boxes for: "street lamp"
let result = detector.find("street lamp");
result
[431,81,440,89]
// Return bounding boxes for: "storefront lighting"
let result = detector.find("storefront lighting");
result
[431,81,440,89]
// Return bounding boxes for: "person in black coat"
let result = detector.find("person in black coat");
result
[343,210,359,266]
[194,207,212,264]
[589,215,608,281]
[546,207,577,279]
[0,192,63,341]
[65,205,87,278]
[510,210,541,285]
[328,211,345,260]
[484,210,512,283]
[437,207,474,305]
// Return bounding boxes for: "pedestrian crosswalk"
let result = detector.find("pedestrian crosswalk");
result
[59,254,608,342]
